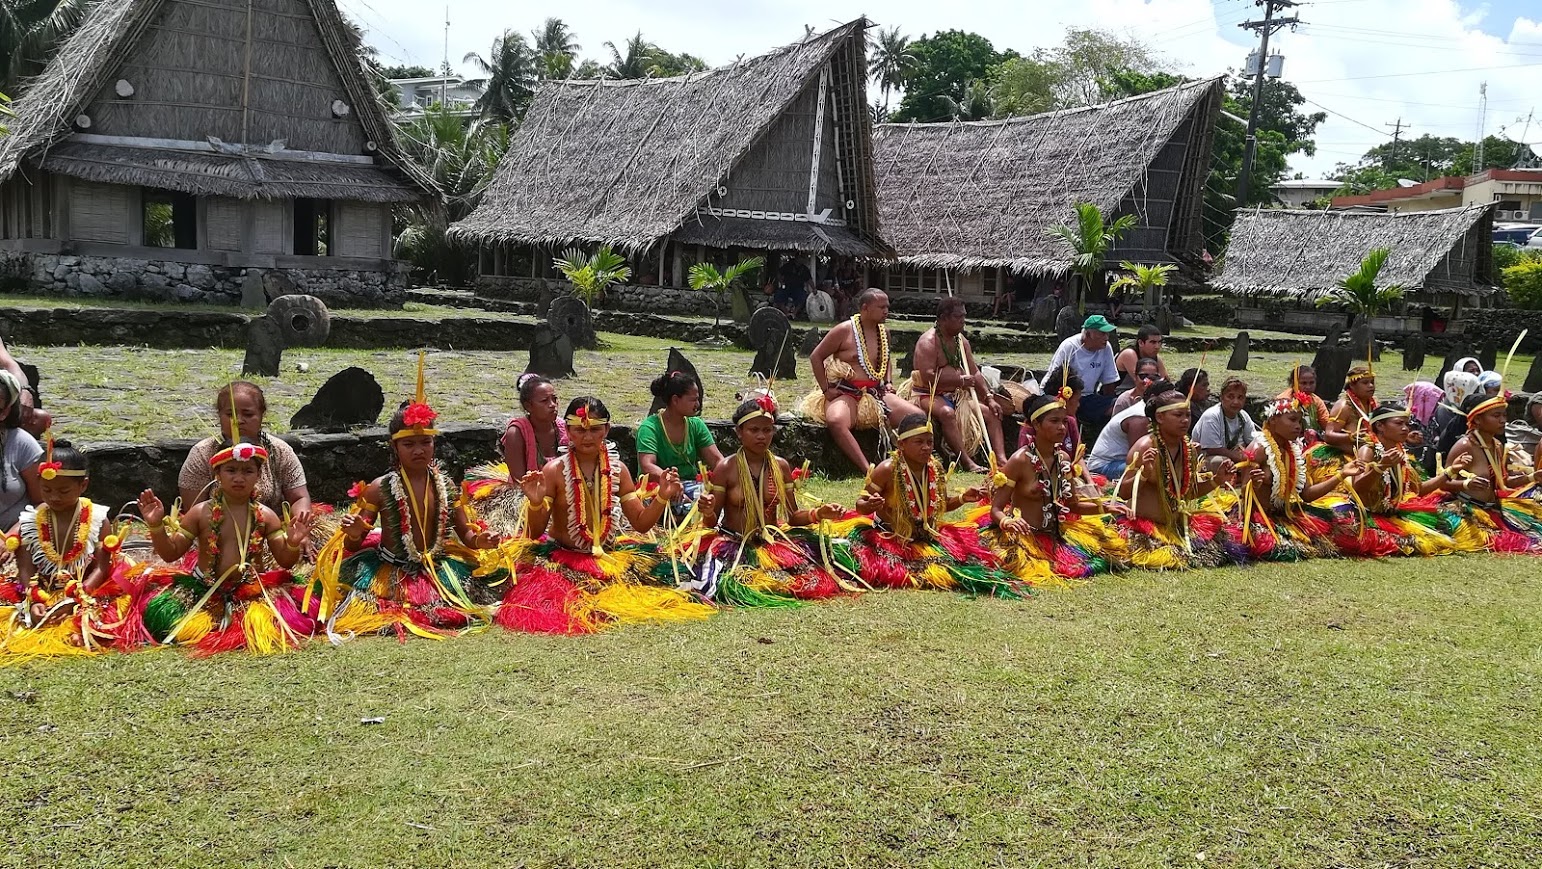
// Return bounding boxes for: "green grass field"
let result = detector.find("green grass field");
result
[5,555,1541,867]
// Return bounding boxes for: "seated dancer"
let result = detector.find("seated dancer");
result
[0,439,132,661]
[316,358,507,641]
[498,396,712,634]
[1312,365,1379,478]
[1444,393,1542,550]
[901,297,1006,471]
[1331,403,1475,557]
[1277,366,1331,443]
[136,422,316,655]
[636,370,723,517]
[179,382,311,516]
[1232,395,1345,561]
[1116,387,1243,569]
[697,396,848,605]
[988,394,1128,585]
[802,288,923,473]
[846,413,1020,597]
[464,374,569,536]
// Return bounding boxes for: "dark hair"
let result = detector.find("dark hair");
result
[1175,368,1207,396]
[1218,376,1248,395]
[733,396,779,426]
[857,288,885,308]
[1040,366,1084,396]
[896,412,930,433]
[1135,324,1163,343]
[1022,394,1065,424]
[649,371,698,404]
[564,396,610,421]
[1145,387,1187,421]
[1459,393,1487,413]
[1371,401,1411,434]
[1135,356,1161,374]
[49,440,87,474]
[216,381,267,414]
[1286,364,1315,385]
[936,297,966,319]
[516,373,553,409]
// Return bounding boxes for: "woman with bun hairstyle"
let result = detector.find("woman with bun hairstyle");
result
[635,370,722,517]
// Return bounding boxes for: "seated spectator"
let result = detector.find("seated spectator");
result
[773,257,812,318]
[1113,357,1162,413]
[1115,324,1169,387]
[1193,376,1256,469]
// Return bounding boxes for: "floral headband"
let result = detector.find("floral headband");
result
[1465,396,1507,427]
[38,432,86,479]
[393,352,440,441]
[897,419,933,441]
[734,394,778,426]
[566,404,610,429]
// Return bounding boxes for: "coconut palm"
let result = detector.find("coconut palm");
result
[532,17,579,80]
[689,256,764,336]
[463,30,538,122]
[555,246,631,309]
[0,92,13,136]
[868,26,914,114]
[938,79,993,121]
[1109,261,1177,312]
[1314,246,1404,350]
[1045,202,1139,313]
[395,105,509,284]
[1,0,90,90]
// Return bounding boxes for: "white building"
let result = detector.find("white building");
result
[1270,178,1342,208]
[389,76,483,119]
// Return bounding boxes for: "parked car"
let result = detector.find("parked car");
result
[1528,228,1542,249]
[1493,223,1542,245]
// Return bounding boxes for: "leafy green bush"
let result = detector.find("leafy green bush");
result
[1502,260,1542,309]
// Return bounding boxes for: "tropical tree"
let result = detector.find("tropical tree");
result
[938,79,993,121]
[0,91,13,136]
[394,105,510,285]
[868,26,915,114]
[604,32,656,79]
[0,0,89,91]
[688,256,764,336]
[555,246,631,309]
[890,30,1013,123]
[1109,261,1176,313]
[1315,247,1404,349]
[463,30,538,122]
[1045,202,1139,312]
[532,17,579,80]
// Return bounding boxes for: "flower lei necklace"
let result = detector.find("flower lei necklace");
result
[1370,438,1410,508]
[1155,435,1197,518]
[892,452,943,539]
[208,492,264,579]
[1261,433,1306,510]
[1024,434,1075,528]
[35,499,91,571]
[565,448,616,554]
[386,466,451,564]
[851,313,889,382]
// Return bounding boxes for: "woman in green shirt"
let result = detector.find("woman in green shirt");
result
[636,371,723,516]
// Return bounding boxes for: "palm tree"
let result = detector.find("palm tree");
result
[1,0,90,91]
[1315,247,1404,351]
[0,92,13,136]
[394,105,510,284]
[555,246,631,312]
[688,256,764,337]
[532,17,579,80]
[938,79,993,121]
[1045,202,1140,313]
[604,32,656,79]
[868,26,914,114]
[1109,261,1177,313]
[463,30,537,122]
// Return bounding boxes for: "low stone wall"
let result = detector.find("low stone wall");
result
[82,419,883,511]
[16,253,408,307]
[478,276,727,318]
[1452,308,1542,353]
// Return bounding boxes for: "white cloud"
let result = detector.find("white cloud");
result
[347,0,1540,178]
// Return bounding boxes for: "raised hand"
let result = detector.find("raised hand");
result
[695,491,717,514]
[340,512,374,542]
[659,468,683,502]
[1247,466,1267,487]
[519,470,547,505]
[137,489,165,527]
[1140,448,1159,475]
[287,509,314,547]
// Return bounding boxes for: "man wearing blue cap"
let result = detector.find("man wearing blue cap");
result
[1046,315,1120,436]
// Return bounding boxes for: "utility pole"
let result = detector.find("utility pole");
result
[441,5,450,107]
[1385,118,1404,169]
[1474,82,1488,172]
[1236,0,1300,208]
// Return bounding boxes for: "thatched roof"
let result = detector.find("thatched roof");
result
[452,19,885,256]
[1214,204,1499,299]
[872,78,1224,274]
[0,0,435,202]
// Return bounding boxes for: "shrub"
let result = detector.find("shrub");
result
[1502,260,1542,310]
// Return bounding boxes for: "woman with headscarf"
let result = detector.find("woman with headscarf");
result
[1435,371,1481,464]
[1403,380,1445,475]
[0,371,43,533]
[1477,370,1504,398]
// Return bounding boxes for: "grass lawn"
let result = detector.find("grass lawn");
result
[4,555,1541,867]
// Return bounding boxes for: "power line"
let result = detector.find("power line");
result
[1236,0,1302,206]
[1295,61,1542,84]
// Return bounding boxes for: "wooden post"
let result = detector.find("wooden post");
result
[672,244,683,288]
[806,64,830,216]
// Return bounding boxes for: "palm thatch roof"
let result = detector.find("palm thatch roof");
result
[872,78,1224,275]
[0,0,435,202]
[1214,204,1498,299]
[452,19,886,257]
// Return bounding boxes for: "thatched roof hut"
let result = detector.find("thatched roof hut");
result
[452,19,887,265]
[1214,204,1498,300]
[872,78,1223,286]
[0,0,434,304]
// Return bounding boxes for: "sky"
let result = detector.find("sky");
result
[345,0,1542,179]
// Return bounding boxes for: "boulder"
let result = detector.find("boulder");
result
[186,264,216,290]
[263,270,299,300]
[1029,295,1058,332]
[797,328,820,358]
[241,270,267,309]
[1054,305,1081,343]
[1313,346,1353,404]
[290,367,385,431]
[1347,320,1373,362]
[1525,353,1542,394]
[1402,334,1427,372]
[77,273,105,295]
[527,325,575,378]
[1478,339,1497,373]
[241,316,285,376]
[107,271,137,292]
[748,306,796,380]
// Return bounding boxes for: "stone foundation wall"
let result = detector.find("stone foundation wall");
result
[15,253,408,307]
[1452,308,1542,352]
[478,276,739,318]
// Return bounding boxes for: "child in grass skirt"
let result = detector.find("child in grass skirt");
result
[0,439,138,663]
[694,396,850,606]
[846,413,1022,597]
[135,423,317,655]
[314,358,509,642]
[1230,395,1345,561]
[1443,395,1542,552]
[1331,403,1479,557]
[987,394,1129,586]
[496,396,712,635]
[1308,365,1378,484]
[1115,388,1245,570]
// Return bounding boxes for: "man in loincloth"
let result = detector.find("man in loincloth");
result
[802,288,923,473]
[902,297,1006,472]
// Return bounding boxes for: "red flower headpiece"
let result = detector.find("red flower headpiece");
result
[756,394,778,416]
[402,402,438,428]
